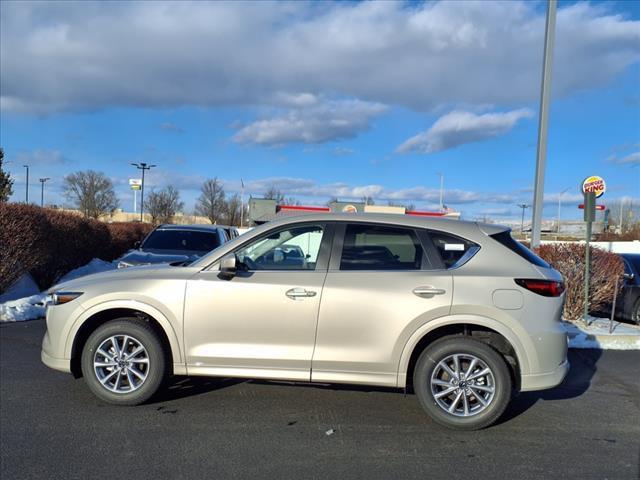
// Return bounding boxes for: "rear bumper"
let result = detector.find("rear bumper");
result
[41,349,71,374]
[520,358,569,392]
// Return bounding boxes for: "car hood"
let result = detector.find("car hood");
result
[48,263,197,293]
[118,250,203,266]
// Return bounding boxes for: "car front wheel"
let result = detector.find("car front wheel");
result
[413,336,512,430]
[81,319,167,405]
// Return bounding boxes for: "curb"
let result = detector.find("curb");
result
[562,321,640,350]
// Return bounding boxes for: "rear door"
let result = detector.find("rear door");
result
[311,222,453,387]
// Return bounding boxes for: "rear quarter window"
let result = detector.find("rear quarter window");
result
[427,230,479,269]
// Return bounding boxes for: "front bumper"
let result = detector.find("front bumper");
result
[520,358,569,392]
[41,349,71,373]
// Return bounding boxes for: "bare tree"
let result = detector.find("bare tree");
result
[264,186,299,205]
[63,170,118,218]
[264,186,285,204]
[0,148,14,202]
[606,199,639,233]
[195,178,226,224]
[144,186,184,224]
[361,195,375,206]
[224,193,243,226]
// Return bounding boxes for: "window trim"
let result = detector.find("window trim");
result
[220,221,335,272]
[330,222,433,272]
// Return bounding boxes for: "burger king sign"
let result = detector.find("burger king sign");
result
[581,176,606,198]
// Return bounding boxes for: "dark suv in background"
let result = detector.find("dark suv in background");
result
[117,224,228,268]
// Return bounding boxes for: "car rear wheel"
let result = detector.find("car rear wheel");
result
[413,336,512,430]
[81,319,167,405]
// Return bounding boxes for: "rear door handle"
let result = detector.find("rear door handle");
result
[286,288,317,300]
[413,287,446,297]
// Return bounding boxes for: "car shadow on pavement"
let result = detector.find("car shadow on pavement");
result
[497,348,603,425]
[151,376,245,403]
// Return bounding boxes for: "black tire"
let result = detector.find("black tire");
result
[632,299,640,325]
[81,319,167,405]
[413,336,512,430]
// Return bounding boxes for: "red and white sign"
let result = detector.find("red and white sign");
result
[581,176,606,198]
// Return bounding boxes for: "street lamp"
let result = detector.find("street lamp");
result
[436,172,444,212]
[39,178,50,207]
[23,164,29,203]
[131,162,156,222]
[518,203,530,234]
[557,187,570,234]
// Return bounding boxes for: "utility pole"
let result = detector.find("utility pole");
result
[23,164,29,203]
[131,163,156,222]
[436,172,444,212]
[557,187,569,234]
[530,0,557,248]
[39,177,50,207]
[240,178,245,227]
[518,203,530,234]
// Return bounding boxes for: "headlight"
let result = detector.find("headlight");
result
[117,261,134,269]
[46,291,83,306]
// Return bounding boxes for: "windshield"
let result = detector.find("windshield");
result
[142,230,222,252]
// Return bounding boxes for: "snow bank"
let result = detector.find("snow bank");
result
[57,258,116,284]
[0,258,117,322]
[0,273,40,303]
[0,294,47,322]
[563,317,640,350]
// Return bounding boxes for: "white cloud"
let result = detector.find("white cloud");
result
[610,152,640,165]
[1,1,638,114]
[13,149,71,166]
[232,99,386,145]
[158,122,184,133]
[397,109,533,154]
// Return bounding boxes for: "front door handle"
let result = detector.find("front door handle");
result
[286,288,317,300]
[413,286,446,298]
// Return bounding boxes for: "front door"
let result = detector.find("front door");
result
[184,223,331,381]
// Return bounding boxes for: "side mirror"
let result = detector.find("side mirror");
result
[219,253,237,276]
[623,272,635,281]
[134,240,141,249]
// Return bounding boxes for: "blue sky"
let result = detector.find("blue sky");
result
[1,0,638,221]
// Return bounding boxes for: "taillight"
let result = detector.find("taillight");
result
[514,279,565,297]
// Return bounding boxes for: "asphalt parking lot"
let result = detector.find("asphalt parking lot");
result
[1,320,639,480]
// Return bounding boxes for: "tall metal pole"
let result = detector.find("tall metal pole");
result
[437,172,444,212]
[530,0,557,248]
[39,177,50,207]
[132,163,156,222]
[557,187,569,234]
[518,203,530,234]
[240,178,245,227]
[23,165,29,203]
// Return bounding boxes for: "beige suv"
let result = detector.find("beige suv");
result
[42,213,568,430]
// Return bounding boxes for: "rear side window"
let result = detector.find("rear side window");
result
[490,230,550,268]
[340,224,424,271]
[428,231,479,269]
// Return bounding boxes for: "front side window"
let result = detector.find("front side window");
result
[235,224,324,271]
[340,224,424,271]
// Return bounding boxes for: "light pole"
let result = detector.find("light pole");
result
[557,187,569,234]
[23,164,29,203]
[530,0,557,248]
[39,178,50,207]
[518,203,530,234]
[131,163,156,222]
[240,178,245,227]
[436,172,444,212]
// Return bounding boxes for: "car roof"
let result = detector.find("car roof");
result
[155,224,224,233]
[253,212,507,235]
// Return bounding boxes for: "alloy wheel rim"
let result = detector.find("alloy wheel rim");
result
[430,353,496,417]
[93,335,150,394]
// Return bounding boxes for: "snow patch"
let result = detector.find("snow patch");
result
[0,273,40,303]
[0,294,47,322]
[562,317,640,350]
[57,258,116,284]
